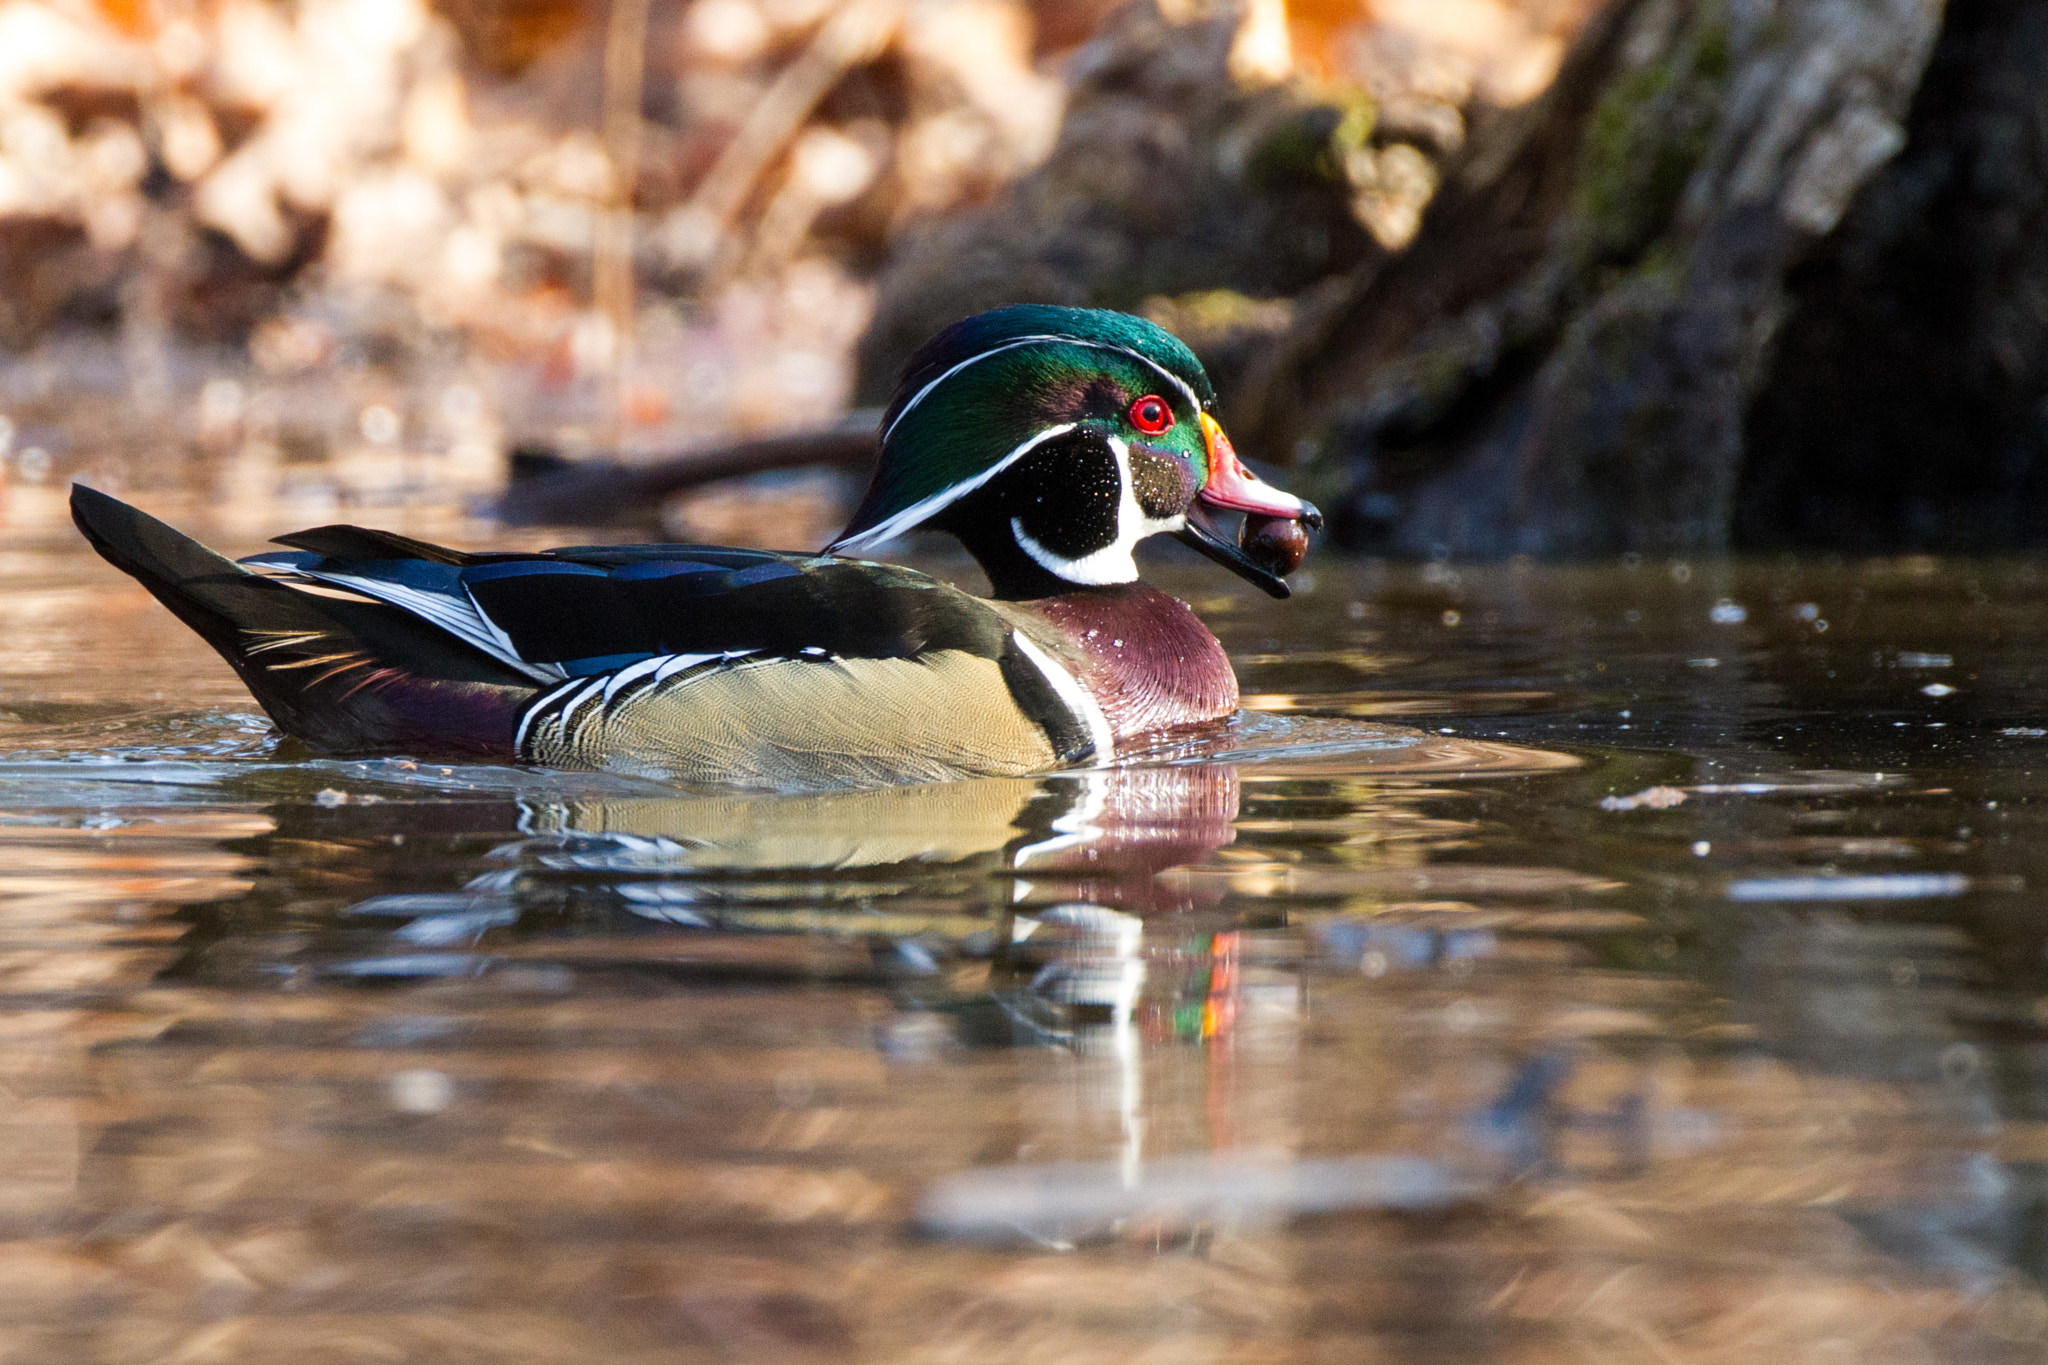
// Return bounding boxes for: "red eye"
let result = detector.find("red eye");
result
[1128,395,1173,435]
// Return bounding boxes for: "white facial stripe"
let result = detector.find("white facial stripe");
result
[1009,434,1184,586]
[882,338,1052,443]
[829,422,1077,553]
[879,336,1204,444]
[1008,630,1114,764]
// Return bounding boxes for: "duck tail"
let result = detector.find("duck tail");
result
[69,485,537,755]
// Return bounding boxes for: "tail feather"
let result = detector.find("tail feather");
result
[70,485,537,755]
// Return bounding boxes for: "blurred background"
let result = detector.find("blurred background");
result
[16,6,2048,1360]
[0,0,1546,546]
[2,0,2035,558]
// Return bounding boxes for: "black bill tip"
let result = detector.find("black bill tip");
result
[1174,504,1293,599]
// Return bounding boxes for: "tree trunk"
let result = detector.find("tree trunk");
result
[1274,0,1947,558]
[1737,0,2048,551]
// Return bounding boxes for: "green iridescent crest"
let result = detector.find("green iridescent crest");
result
[831,307,1217,552]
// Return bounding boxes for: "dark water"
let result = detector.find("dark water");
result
[8,483,2048,1361]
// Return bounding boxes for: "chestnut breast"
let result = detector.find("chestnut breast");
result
[997,584,1239,746]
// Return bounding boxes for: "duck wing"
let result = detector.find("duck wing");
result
[243,536,1006,680]
[244,532,1103,785]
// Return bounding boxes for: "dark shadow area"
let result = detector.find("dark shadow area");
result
[1739,0,2048,551]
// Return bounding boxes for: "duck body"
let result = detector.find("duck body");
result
[72,306,1316,790]
[70,495,1237,787]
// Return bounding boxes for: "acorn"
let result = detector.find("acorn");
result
[1241,513,1309,576]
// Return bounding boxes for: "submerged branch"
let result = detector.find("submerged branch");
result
[496,410,881,529]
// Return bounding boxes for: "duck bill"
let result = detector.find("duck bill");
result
[1193,413,1320,524]
[1170,413,1321,600]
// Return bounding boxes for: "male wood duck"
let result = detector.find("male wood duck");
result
[71,306,1320,788]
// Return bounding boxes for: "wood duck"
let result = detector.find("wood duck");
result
[71,306,1320,789]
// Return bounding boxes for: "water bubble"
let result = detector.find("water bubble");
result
[1794,603,1820,621]
[1709,599,1746,624]
[1440,610,1461,627]
[1922,683,1957,697]
[1669,562,1692,583]
[1691,841,1711,856]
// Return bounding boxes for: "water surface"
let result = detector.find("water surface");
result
[7,483,2048,1362]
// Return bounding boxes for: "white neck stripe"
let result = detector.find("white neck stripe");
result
[879,336,1204,445]
[828,422,1077,553]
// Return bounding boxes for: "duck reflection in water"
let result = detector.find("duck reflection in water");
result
[472,764,1257,1054]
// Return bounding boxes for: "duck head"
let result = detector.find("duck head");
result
[827,305,1321,600]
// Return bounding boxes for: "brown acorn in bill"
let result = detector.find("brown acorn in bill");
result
[1240,514,1312,578]
[71,305,1321,789]
[1169,411,1322,588]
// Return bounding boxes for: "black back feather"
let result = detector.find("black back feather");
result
[271,524,479,565]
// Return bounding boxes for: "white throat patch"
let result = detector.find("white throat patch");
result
[1010,434,1184,586]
